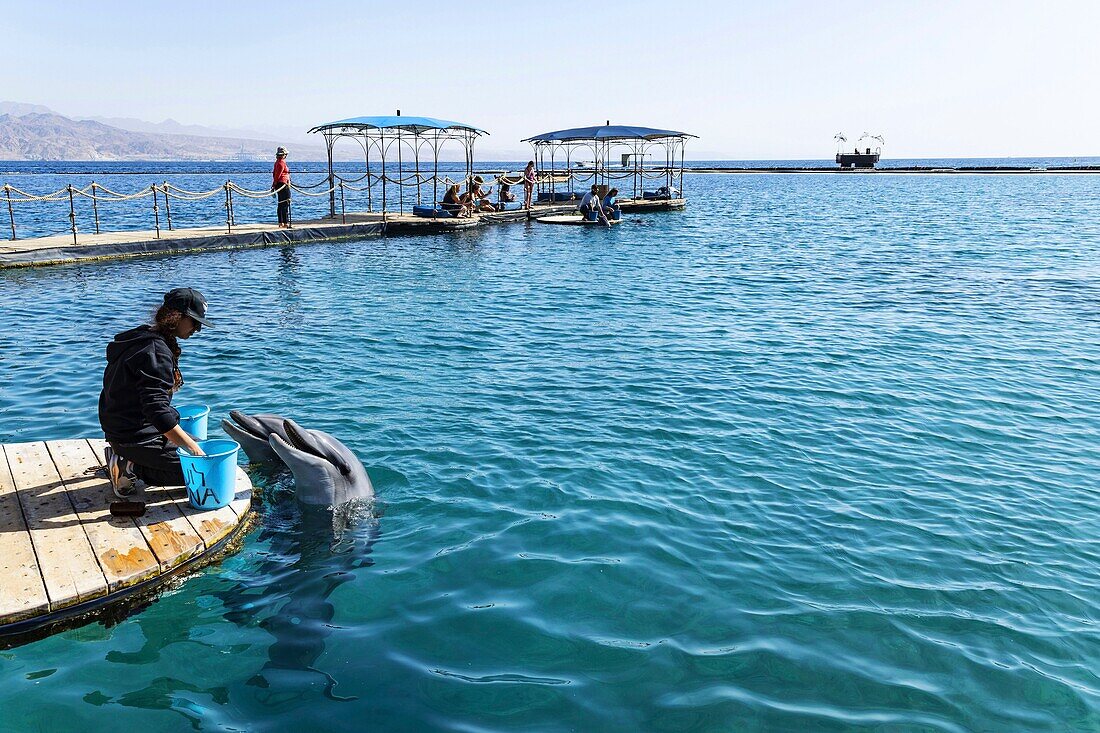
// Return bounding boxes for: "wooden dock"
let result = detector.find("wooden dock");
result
[0,201,615,269]
[0,218,385,269]
[0,438,252,641]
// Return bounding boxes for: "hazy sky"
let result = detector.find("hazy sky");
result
[4,0,1098,159]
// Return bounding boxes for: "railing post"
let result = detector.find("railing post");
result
[151,185,160,238]
[339,181,346,224]
[4,185,15,241]
[67,184,77,245]
[224,182,232,234]
[287,185,292,229]
[91,182,101,234]
[163,182,173,230]
[327,138,336,218]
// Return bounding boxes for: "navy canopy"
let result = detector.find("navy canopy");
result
[522,124,695,143]
[309,116,487,135]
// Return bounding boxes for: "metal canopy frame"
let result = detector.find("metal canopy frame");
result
[835,132,885,156]
[521,123,696,202]
[309,113,488,217]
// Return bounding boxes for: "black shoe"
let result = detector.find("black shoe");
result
[105,446,136,499]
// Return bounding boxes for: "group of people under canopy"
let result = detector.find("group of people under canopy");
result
[439,161,537,218]
[440,176,621,223]
[440,175,513,218]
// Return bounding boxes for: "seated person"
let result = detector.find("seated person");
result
[441,184,472,217]
[578,185,603,218]
[498,182,516,206]
[467,176,496,212]
[602,187,620,215]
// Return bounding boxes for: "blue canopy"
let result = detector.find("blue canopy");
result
[522,124,695,143]
[309,116,486,135]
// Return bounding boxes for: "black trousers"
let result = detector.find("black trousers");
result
[277,186,291,225]
[111,435,184,486]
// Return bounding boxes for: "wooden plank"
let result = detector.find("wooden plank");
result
[228,466,252,520]
[0,445,50,624]
[165,484,238,547]
[89,438,250,541]
[47,440,159,593]
[4,442,107,610]
[136,486,206,571]
[84,440,204,571]
[150,465,251,547]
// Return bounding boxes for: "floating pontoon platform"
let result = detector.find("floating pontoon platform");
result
[0,438,252,644]
[536,214,623,226]
[0,220,384,269]
[0,202,586,269]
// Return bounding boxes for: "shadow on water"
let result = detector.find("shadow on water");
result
[221,472,380,707]
[82,677,230,730]
[84,470,381,726]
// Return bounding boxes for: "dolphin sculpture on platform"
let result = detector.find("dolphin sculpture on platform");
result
[221,411,374,506]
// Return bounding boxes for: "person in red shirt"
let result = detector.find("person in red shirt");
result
[272,146,291,228]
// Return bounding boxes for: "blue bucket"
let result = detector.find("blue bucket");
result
[612,209,622,220]
[176,405,210,440]
[178,439,239,510]
[587,211,598,221]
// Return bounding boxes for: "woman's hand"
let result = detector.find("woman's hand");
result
[165,424,205,456]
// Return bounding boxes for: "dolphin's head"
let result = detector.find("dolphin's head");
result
[221,410,290,464]
[268,419,374,506]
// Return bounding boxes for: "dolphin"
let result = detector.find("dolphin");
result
[221,410,290,464]
[268,419,374,506]
[222,410,374,507]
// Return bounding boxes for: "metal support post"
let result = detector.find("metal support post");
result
[4,185,14,240]
[67,184,77,244]
[163,182,173,230]
[327,136,336,218]
[396,127,404,215]
[151,185,161,238]
[224,182,232,233]
[91,182,101,234]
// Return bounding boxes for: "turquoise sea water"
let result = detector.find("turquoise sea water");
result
[1,171,1099,731]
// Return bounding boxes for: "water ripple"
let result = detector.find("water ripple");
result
[1,172,1099,731]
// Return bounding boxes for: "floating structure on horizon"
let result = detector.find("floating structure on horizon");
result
[835,132,884,169]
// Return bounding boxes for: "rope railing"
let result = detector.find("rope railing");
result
[2,184,75,201]
[162,182,226,198]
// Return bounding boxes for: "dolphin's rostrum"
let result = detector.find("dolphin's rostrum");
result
[222,410,373,506]
[221,410,289,464]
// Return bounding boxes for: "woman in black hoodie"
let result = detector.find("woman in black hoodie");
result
[99,288,212,497]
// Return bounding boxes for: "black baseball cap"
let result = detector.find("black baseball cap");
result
[163,287,213,328]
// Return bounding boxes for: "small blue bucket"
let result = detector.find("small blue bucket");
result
[178,439,239,510]
[612,209,622,220]
[176,405,210,440]
[587,211,598,221]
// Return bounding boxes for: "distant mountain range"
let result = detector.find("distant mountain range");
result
[0,102,337,161]
[0,101,544,162]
